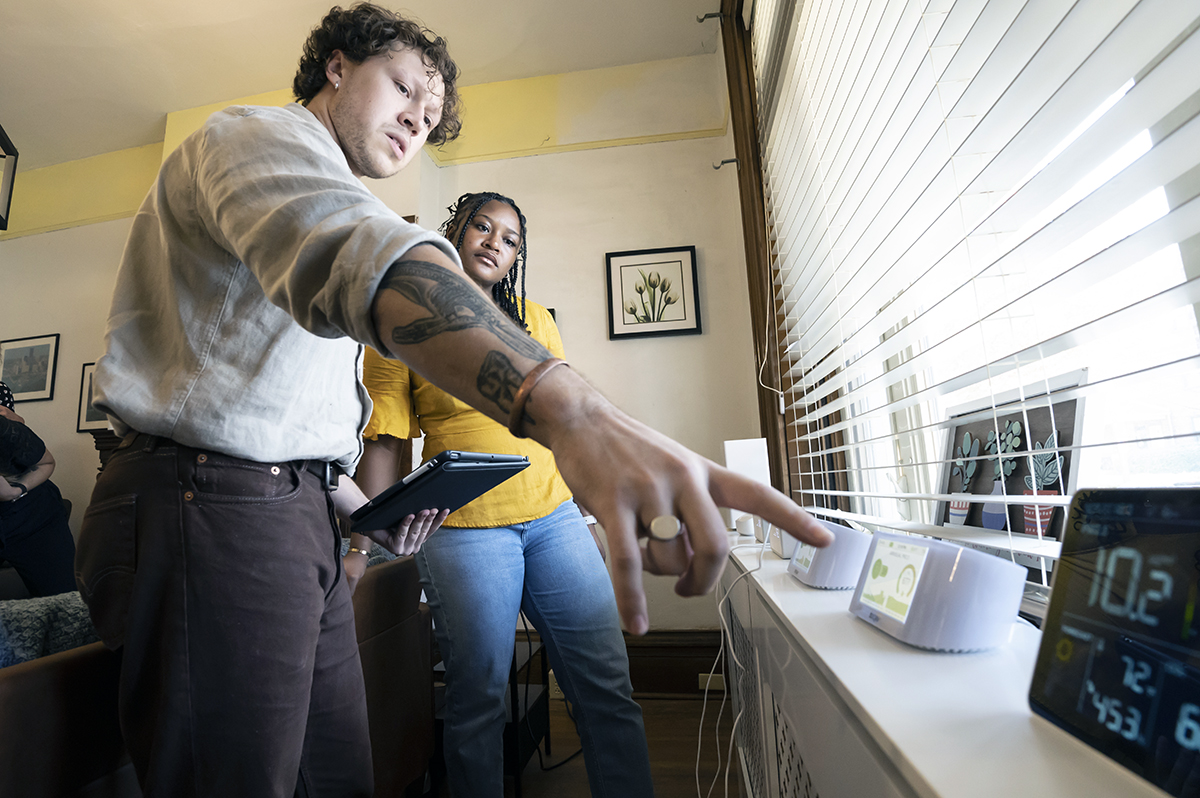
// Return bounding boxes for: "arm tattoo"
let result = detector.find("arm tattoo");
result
[476,350,526,421]
[380,259,549,362]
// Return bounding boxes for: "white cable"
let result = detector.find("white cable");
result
[756,339,801,414]
[695,644,727,798]
[695,538,769,797]
[723,708,744,798]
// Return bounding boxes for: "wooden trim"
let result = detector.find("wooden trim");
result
[518,629,724,696]
[624,630,724,696]
[720,0,791,496]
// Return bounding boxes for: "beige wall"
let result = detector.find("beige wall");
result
[0,218,130,524]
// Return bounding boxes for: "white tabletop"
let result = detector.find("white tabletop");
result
[729,545,1166,798]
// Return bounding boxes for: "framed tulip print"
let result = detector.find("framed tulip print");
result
[606,246,701,340]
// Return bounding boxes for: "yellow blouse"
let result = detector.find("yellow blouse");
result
[362,299,573,528]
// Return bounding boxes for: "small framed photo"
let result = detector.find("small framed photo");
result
[606,246,701,340]
[0,334,60,403]
[77,362,109,432]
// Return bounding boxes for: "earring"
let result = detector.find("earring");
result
[334,82,339,90]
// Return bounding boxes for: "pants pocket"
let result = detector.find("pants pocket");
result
[75,494,137,648]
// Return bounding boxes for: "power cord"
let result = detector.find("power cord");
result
[520,613,584,773]
[696,538,770,798]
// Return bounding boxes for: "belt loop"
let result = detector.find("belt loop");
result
[141,434,159,454]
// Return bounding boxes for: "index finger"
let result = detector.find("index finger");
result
[710,465,833,548]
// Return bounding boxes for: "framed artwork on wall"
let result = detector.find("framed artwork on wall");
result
[605,246,701,340]
[77,362,109,432]
[0,121,16,231]
[0,333,60,403]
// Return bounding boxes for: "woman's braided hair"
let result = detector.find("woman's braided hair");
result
[440,192,529,330]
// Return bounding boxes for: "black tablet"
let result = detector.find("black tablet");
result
[1029,488,1200,796]
[350,450,529,533]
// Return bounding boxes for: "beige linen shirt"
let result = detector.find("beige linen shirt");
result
[94,103,458,470]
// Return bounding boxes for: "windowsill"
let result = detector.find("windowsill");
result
[728,547,1163,798]
[803,505,1064,559]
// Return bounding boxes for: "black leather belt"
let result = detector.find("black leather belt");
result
[305,460,343,491]
[120,431,343,491]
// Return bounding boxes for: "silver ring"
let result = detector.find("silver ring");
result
[649,515,682,541]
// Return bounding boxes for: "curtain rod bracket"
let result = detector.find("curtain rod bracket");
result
[713,158,739,171]
[697,12,724,23]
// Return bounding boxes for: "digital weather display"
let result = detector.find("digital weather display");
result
[1030,489,1200,797]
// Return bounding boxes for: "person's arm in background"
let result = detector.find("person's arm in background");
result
[0,449,55,502]
[333,449,445,595]
[370,244,834,636]
[342,434,414,593]
[0,407,56,501]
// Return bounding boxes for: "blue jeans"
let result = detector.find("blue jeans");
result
[416,500,653,797]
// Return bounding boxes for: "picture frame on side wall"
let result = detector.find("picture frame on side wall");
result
[0,334,60,403]
[77,362,109,432]
[606,246,701,340]
[0,122,17,231]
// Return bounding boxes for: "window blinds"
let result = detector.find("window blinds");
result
[748,0,1200,581]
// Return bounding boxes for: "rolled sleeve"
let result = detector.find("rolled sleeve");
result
[192,104,459,351]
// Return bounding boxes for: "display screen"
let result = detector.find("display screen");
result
[858,538,928,624]
[1030,489,1200,797]
[791,543,815,574]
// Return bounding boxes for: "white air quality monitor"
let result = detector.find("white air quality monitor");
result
[769,523,798,559]
[787,519,872,590]
[848,531,1025,652]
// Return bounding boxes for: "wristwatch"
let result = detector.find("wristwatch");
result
[6,482,27,501]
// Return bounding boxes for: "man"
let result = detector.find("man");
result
[78,4,832,796]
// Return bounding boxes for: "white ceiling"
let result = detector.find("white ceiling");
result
[1,0,723,171]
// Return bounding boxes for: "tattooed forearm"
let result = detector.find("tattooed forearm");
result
[476,350,524,417]
[380,259,549,362]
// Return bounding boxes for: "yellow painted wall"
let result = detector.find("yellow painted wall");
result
[0,55,726,240]
[429,56,727,166]
[0,144,162,241]
[162,88,293,161]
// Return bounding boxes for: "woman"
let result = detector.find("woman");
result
[349,192,654,797]
[0,382,77,597]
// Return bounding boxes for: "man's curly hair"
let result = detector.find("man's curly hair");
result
[293,3,462,145]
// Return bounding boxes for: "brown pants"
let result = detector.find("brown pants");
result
[75,434,372,798]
